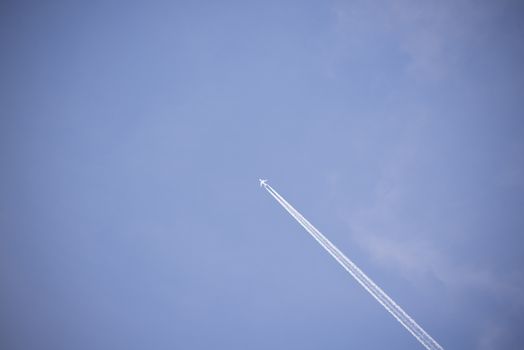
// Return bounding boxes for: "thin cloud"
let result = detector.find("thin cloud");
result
[342,117,524,348]
[330,0,489,80]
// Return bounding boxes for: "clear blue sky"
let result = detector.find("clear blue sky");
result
[1,1,524,349]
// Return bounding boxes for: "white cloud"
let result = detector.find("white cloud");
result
[344,115,524,306]
[330,0,488,80]
[345,116,524,349]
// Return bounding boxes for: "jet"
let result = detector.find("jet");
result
[259,179,268,187]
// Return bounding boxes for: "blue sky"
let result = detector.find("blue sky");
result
[1,1,524,349]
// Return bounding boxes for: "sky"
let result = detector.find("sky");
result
[1,1,524,349]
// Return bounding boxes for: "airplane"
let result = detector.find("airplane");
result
[259,179,268,187]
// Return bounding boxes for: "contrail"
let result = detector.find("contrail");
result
[260,180,443,350]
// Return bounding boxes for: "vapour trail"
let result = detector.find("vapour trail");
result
[261,182,443,350]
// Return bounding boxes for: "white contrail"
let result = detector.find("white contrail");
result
[261,181,443,350]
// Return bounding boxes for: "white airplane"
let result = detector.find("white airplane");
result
[259,179,268,187]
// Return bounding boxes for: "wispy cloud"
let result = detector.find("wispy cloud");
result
[329,0,489,81]
[342,115,524,348]
[325,2,524,347]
